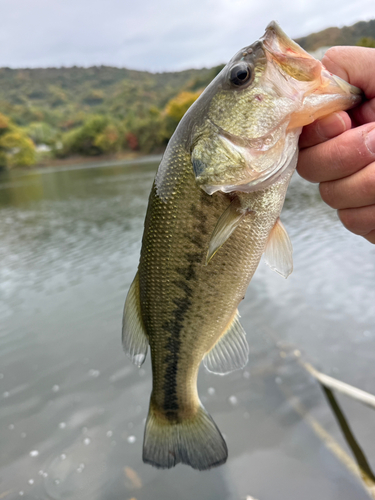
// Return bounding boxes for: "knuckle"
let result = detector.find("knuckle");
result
[338,209,360,233]
[297,151,318,182]
[361,163,375,198]
[321,137,348,178]
[328,140,345,172]
[364,231,375,244]
[298,125,315,150]
[319,181,338,208]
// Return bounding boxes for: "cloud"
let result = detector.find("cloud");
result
[0,0,373,70]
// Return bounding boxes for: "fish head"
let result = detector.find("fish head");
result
[190,21,362,194]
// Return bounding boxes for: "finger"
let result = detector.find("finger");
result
[351,99,375,127]
[322,47,375,99]
[338,205,375,244]
[322,47,375,126]
[363,230,375,244]
[320,161,375,209]
[299,111,351,149]
[297,122,375,183]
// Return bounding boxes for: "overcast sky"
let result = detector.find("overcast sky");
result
[0,0,373,72]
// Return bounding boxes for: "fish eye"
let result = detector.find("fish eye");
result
[229,63,252,87]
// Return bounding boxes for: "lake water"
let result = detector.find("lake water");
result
[1,157,375,500]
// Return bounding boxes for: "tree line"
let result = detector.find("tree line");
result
[0,32,374,169]
[0,64,221,168]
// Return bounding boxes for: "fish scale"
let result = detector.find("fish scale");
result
[140,148,293,444]
[122,21,362,470]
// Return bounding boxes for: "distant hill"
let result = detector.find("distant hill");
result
[1,18,373,131]
[0,18,373,167]
[0,64,224,165]
[0,65,216,129]
[295,19,375,51]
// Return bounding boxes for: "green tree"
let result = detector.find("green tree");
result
[94,123,122,153]
[187,64,225,91]
[26,122,58,145]
[58,115,122,157]
[132,115,168,153]
[164,91,201,138]
[0,129,36,168]
[165,91,201,121]
[356,37,375,48]
[0,112,36,168]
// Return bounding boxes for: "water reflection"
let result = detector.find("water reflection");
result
[0,159,374,499]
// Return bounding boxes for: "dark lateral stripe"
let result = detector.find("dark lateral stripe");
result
[162,293,192,417]
[161,202,208,419]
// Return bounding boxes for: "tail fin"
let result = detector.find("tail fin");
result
[143,403,228,470]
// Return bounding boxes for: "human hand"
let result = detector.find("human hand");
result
[297,46,375,244]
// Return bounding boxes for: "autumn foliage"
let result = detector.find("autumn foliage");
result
[0,112,35,168]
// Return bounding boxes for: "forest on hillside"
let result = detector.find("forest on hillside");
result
[0,64,223,168]
[296,19,375,51]
[0,18,374,168]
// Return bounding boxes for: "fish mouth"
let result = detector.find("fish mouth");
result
[261,21,362,126]
[261,23,358,99]
[262,21,311,58]
[261,21,322,82]
[262,21,361,96]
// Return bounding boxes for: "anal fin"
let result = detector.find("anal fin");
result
[203,310,248,375]
[263,217,293,278]
[122,272,148,367]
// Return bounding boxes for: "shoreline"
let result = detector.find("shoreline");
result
[3,152,163,176]
[34,151,145,168]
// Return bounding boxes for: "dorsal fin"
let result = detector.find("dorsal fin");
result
[263,217,293,278]
[203,310,248,375]
[122,272,148,367]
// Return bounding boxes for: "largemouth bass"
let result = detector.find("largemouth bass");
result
[122,22,361,470]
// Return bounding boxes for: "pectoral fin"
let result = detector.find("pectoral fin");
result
[263,217,293,278]
[206,198,248,264]
[203,310,249,375]
[122,272,148,367]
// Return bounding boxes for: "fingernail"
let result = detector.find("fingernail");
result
[365,128,375,155]
[316,112,346,139]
